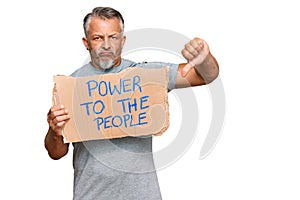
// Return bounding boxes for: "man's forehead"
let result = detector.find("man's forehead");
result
[88,17,122,33]
[90,17,121,26]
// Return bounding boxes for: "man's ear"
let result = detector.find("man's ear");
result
[82,37,89,50]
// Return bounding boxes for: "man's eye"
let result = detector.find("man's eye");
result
[93,36,101,40]
[110,36,119,40]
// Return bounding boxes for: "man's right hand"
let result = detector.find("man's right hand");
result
[47,105,70,136]
[45,104,70,160]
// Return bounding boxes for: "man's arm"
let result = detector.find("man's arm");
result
[45,105,70,160]
[176,38,219,88]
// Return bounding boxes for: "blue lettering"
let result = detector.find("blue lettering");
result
[93,100,105,114]
[140,96,149,110]
[112,115,122,127]
[103,116,112,129]
[98,81,108,96]
[117,98,130,113]
[86,75,142,98]
[108,80,122,95]
[86,80,98,97]
[122,78,132,93]
[80,101,93,116]
[94,117,104,131]
[133,75,142,93]
[93,112,148,131]
[128,98,137,113]
[129,115,138,127]
[123,114,131,128]
[138,112,148,125]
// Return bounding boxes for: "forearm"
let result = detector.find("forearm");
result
[194,52,219,84]
[44,128,69,160]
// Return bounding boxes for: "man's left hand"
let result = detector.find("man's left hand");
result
[181,37,210,77]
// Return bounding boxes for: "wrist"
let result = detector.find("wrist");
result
[49,128,63,141]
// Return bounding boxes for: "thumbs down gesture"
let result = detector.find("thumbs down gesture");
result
[181,37,210,77]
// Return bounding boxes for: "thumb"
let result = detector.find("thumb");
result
[181,61,195,77]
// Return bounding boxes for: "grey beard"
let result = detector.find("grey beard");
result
[97,59,115,70]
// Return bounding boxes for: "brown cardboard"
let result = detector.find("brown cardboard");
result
[53,67,169,143]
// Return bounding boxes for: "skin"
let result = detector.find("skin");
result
[82,17,126,69]
[45,16,219,160]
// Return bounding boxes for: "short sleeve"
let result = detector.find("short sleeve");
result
[137,62,178,91]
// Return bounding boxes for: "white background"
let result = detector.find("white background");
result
[1,0,299,199]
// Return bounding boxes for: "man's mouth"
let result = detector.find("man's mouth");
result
[99,52,113,57]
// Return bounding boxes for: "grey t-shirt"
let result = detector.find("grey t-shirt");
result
[70,58,178,200]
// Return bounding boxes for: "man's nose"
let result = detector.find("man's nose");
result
[101,38,111,49]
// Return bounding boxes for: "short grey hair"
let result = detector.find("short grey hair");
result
[83,7,125,36]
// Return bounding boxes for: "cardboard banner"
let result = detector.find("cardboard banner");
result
[53,67,170,143]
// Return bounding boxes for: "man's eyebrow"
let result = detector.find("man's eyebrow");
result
[109,32,122,36]
[91,32,122,37]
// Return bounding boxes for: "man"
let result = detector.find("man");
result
[45,6,219,200]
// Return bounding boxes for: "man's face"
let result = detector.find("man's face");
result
[83,17,126,69]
